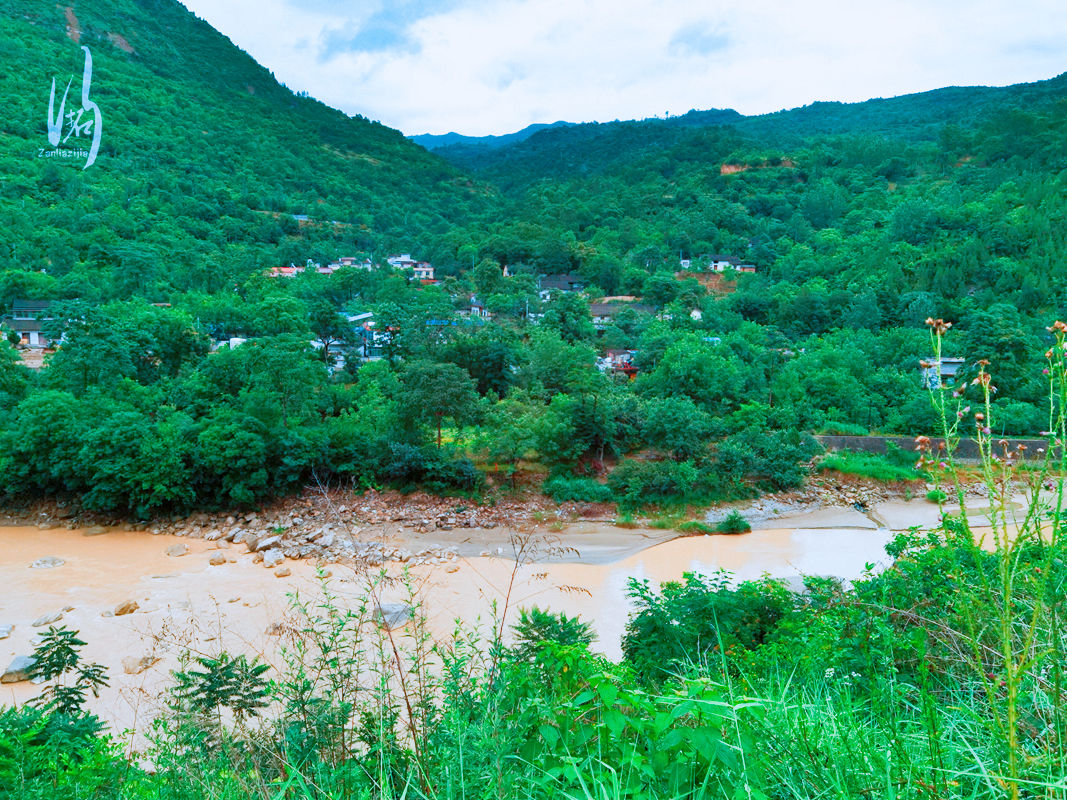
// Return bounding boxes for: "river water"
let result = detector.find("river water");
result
[0,506,925,737]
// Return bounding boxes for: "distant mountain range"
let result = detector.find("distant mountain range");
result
[410,121,576,151]
[416,73,1067,173]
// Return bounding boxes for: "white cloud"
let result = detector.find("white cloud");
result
[179,0,1067,135]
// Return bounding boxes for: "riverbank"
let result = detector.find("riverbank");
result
[0,482,1013,739]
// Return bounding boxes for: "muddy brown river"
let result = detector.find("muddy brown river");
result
[2,502,952,737]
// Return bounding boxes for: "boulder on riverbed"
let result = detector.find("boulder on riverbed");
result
[262,549,284,569]
[122,655,159,675]
[114,600,139,616]
[165,544,189,557]
[30,556,65,570]
[1,655,36,683]
[374,603,413,630]
[0,624,12,639]
[31,611,63,627]
[248,534,281,553]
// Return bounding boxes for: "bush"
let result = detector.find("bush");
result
[381,443,484,494]
[714,511,751,534]
[608,458,698,507]
[926,488,947,503]
[541,474,614,504]
[715,431,820,491]
[423,456,483,494]
[623,571,795,682]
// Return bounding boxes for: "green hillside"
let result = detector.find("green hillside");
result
[433,71,1067,313]
[0,0,487,303]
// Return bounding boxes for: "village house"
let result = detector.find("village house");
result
[539,273,586,299]
[468,295,491,318]
[921,356,966,389]
[596,348,639,379]
[387,253,436,282]
[325,256,374,273]
[387,253,417,270]
[4,300,54,348]
[589,302,655,330]
[707,255,757,273]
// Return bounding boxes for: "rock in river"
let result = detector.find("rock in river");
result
[374,603,413,630]
[1,655,35,684]
[30,556,65,569]
[31,611,63,627]
[114,600,139,616]
[122,655,159,675]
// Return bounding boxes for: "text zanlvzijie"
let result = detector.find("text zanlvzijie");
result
[40,46,102,169]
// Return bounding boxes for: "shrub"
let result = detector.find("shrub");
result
[714,511,751,534]
[608,458,698,507]
[541,474,614,504]
[422,456,483,494]
[510,607,595,662]
[926,488,947,503]
[715,431,820,491]
[623,571,795,682]
[381,443,483,494]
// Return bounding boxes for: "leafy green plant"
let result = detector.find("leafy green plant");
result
[511,607,595,662]
[171,652,269,725]
[714,510,751,534]
[623,571,794,683]
[541,474,614,504]
[29,627,109,716]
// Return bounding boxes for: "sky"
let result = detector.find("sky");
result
[180,0,1067,137]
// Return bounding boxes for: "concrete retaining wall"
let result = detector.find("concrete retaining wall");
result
[815,435,1056,462]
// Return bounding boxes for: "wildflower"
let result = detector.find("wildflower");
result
[1044,368,1051,375]
[976,359,990,366]
[1047,321,1067,333]
[939,461,948,469]
[824,667,836,680]
[914,435,931,452]
[925,318,952,335]
[1045,350,1054,359]
[983,427,991,435]
[975,412,985,421]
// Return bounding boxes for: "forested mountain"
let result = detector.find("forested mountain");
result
[434,70,1067,344]
[0,0,487,305]
[1,0,1065,518]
